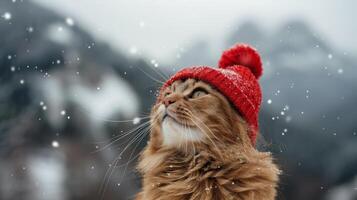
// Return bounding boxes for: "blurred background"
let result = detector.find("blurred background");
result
[0,0,356,199]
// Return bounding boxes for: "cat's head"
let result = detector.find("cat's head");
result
[148,44,263,154]
[149,78,252,153]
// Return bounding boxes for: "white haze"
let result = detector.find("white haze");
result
[34,0,357,63]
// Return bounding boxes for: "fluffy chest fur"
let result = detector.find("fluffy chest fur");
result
[136,147,279,200]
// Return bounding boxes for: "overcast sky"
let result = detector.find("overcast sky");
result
[34,0,357,62]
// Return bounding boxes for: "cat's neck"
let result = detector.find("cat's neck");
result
[138,142,254,176]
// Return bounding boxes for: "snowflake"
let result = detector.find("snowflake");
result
[60,110,66,115]
[66,17,74,26]
[328,54,333,59]
[267,99,272,104]
[2,12,12,20]
[337,68,343,74]
[52,140,60,148]
[133,117,141,125]
[27,26,34,33]
[19,79,25,84]
[283,105,289,111]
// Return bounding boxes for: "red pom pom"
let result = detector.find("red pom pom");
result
[218,44,263,79]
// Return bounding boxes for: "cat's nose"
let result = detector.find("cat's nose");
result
[163,96,177,107]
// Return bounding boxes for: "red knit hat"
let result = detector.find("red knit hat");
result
[161,44,263,145]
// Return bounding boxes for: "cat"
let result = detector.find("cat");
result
[136,78,280,200]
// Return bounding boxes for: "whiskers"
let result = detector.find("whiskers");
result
[136,59,169,85]
[95,111,162,200]
[179,108,225,158]
[91,119,150,154]
[98,124,151,200]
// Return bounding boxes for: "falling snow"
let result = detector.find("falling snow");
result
[150,59,159,67]
[0,3,355,199]
[27,26,34,33]
[283,105,289,111]
[52,140,60,148]
[337,68,343,74]
[133,117,141,125]
[2,12,12,20]
[66,17,74,26]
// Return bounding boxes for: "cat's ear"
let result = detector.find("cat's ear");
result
[218,44,263,79]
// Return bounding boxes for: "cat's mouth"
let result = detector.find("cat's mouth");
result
[162,112,180,124]
[162,110,194,127]
[162,112,169,121]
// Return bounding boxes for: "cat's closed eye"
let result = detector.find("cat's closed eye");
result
[164,91,171,97]
[189,87,208,99]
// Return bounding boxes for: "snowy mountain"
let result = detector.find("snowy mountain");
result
[0,0,161,199]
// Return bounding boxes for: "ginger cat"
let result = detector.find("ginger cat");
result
[136,78,279,200]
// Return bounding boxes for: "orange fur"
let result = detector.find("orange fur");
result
[136,79,279,200]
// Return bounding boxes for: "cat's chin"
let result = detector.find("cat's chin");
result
[161,116,204,148]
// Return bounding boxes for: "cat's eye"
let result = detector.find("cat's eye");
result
[164,92,171,97]
[189,87,208,98]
